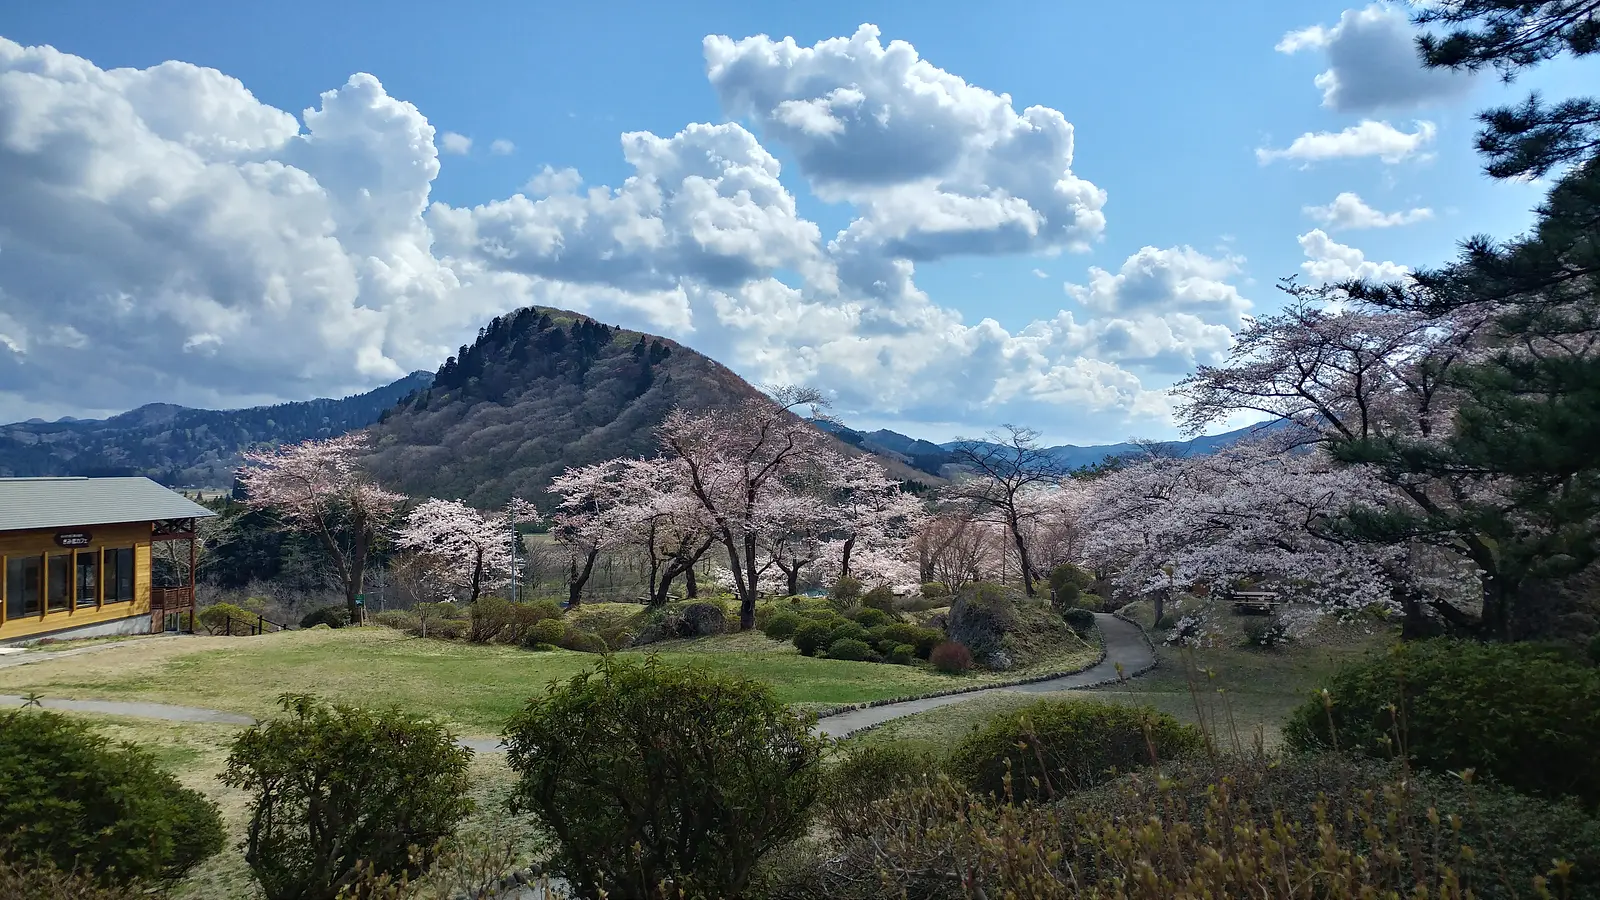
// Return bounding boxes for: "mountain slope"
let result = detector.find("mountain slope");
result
[362,306,943,509]
[0,373,433,485]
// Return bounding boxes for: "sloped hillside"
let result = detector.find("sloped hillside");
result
[0,372,433,485]
[363,306,941,508]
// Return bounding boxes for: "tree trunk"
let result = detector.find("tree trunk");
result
[567,548,598,608]
[840,536,857,581]
[1009,513,1036,596]
[685,564,698,598]
[1152,586,1167,628]
[740,533,761,630]
[653,570,676,606]
[347,525,369,622]
[468,547,485,604]
[786,566,799,597]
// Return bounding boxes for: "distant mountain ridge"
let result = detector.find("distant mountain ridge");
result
[818,419,1279,478]
[362,306,942,508]
[0,373,433,485]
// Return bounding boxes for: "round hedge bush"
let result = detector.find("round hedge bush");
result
[793,622,833,657]
[761,612,803,641]
[198,601,258,636]
[886,643,917,665]
[826,621,871,646]
[861,585,897,614]
[920,582,950,601]
[559,630,608,654]
[503,657,825,900]
[852,607,891,628]
[929,641,973,674]
[949,699,1203,803]
[947,582,1020,662]
[522,617,567,648]
[299,604,350,630]
[1284,638,1600,808]
[0,711,224,885]
[1061,607,1096,634]
[825,638,875,661]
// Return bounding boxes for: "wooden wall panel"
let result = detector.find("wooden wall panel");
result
[0,521,158,640]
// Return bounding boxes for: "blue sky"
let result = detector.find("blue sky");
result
[0,1,1593,443]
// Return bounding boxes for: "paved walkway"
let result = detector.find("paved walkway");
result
[0,614,1156,747]
[0,694,256,725]
[0,634,188,670]
[813,613,1156,738]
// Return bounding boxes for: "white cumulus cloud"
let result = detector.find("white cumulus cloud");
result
[1277,4,1473,113]
[1304,191,1433,228]
[1298,229,1411,283]
[489,138,514,155]
[439,131,472,154]
[1257,119,1436,165]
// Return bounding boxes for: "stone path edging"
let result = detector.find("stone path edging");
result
[813,612,1158,738]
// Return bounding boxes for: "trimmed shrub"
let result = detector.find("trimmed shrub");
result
[680,601,729,637]
[930,641,973,674]
[1077,593,1104,612]
[558,630,607,654]
[221,694,474,900]
[1066,754,1600,900]
[761,612,803,641]
[427,618,466,640]
[828,576,863,609]
[920,582,950,601]
[886,643,917,665]
[825,638,875,661]
[199,601,258,635]
[820,743,939,837]
[0,711,224,886]
[1241,617,1290,649]
[1284,639,1600,808]
[1048,563,1093,611]
[467,596,515,643]
[371,609,418,631]
[1061,607,1096,634]
[504,657,826,900]
[876,622,936,655]
[793,622,833,657]
[852,607,890,628]
[503,599,564,643]
[947,582,1020,663]
[826,621,871,646]
[521,617,566,648]
[298,604,349,630]
[949,699,1202,803]
[861,585,897,614]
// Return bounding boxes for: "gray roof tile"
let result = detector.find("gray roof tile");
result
[0,477,215,532]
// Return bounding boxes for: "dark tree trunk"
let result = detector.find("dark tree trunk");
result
[346,524,370,622]
[567,548,598,608]
[840,536,857,581]
[740,533,761,630]
[685,564,698,598]
[468,547,485,604]
[786,566,799,597]
[1008,512,1036,596]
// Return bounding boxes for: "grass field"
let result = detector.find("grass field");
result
[850,614,1394,757]
[0,624,1103,736]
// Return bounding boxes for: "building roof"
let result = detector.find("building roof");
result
[0,477,215,532]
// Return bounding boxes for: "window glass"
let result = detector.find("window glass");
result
[108,548,135,602]
[76,551,100,608]
[5,556,40,618]
[47,553,70,612]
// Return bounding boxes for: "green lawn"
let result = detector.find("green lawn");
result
[0,625,1102,737]
[851,617,1394,757]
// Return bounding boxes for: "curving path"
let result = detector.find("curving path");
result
[813,613,1155,738]
[0,614,1156,749]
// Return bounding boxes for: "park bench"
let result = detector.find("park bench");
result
[1230,590,1283,615]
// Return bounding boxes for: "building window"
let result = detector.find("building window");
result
[76,551,100,608]
[5,556,41,619]
[106,548,135,603]
[46,553,71,612]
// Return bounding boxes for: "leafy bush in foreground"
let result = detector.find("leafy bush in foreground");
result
[0,856,145,900]
[1284,638,1600,808]
[504,657,826,900]
[779,754,1593,900]
[222,694,474,900]
[0,711,223,886]
[947,699,1202,803]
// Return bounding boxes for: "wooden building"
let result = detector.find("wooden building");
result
[0,477,213,644]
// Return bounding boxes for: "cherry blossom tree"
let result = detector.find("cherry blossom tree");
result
[824,453,926,583]
[238,433,406,619]
[914,506,1003,593]
[547,460,637,608]
[394,497,540,603]
[659,386,839,630]
[944,425,1069,596]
